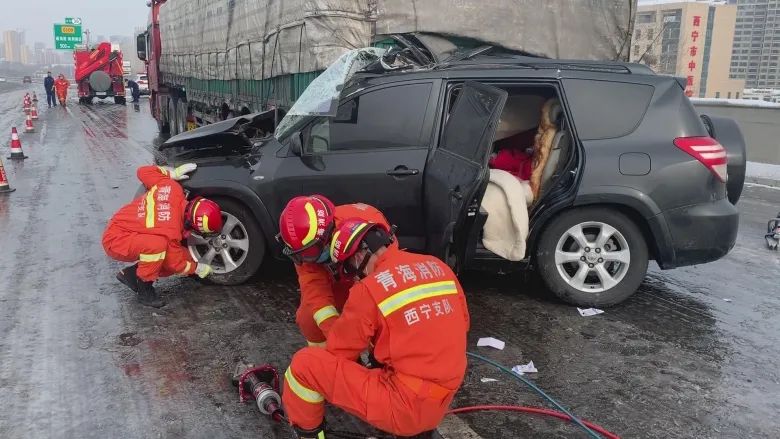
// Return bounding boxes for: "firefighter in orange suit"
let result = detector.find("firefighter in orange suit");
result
[282,218,470,438]
[54,74,70,107]
[102,164,223,307]
[277,195,395,347]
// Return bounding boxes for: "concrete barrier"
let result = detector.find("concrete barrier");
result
[692,100,780,165]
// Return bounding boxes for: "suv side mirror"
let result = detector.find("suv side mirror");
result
[289,131,303,156]
[137,33,147,61]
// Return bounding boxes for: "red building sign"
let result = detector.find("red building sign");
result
[685,16,702,97]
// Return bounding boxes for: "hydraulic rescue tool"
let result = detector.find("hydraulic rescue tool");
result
[232,362,285,422]
[232,362,404,439]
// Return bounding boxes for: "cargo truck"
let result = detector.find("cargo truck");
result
[137,0,635,135]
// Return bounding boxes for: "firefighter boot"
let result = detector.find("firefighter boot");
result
[137,280,166,308]
[294,424,326,439]
[116,264,140,293]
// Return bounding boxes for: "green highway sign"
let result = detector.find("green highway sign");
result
[64,17,82,25]
[53,23,83,50]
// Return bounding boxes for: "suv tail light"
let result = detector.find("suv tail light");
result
[673,136,728,183]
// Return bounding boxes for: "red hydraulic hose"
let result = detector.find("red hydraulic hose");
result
[448,405,621,439]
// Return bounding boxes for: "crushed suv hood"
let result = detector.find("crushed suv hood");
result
[160,109,283,151]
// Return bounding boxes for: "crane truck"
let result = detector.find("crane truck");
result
[75,42,126,105]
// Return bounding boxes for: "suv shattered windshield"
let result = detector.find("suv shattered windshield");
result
[274,47,386,141]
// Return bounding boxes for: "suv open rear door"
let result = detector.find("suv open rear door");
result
[424,81,507,265]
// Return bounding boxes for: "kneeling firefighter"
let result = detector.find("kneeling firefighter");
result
[278,195,395,347]
[282,218,470,438]
[102,164,222,307]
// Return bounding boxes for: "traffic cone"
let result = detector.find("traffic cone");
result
[0,157,15,194]
[30,104,39,120]
[24,114,34,133]
[8,127,27,160]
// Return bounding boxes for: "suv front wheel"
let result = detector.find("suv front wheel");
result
[536,208,648,307]
[187,198,265,285]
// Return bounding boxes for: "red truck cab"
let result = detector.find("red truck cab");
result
[137,0,167,131]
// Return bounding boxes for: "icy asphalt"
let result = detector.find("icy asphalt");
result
[0,87,779,439]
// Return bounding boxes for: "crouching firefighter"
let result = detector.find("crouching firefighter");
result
[282,218,470,438]
[277,195,395,348]
[102,164,223,307]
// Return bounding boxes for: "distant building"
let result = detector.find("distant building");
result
[110,35,131,46]
[730,0,780,89]
[3,30,22,63]
[635,1,745,98]
[741,88,780,102]
[34,42,45,65]
[44,48,59,65]
[19,45,32,65]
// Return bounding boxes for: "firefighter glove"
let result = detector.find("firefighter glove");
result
[167,163,198,180]
[195,263,213,278]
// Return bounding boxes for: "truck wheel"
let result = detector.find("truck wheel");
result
[175,99,188,133]
[168,99,179,136]
[186,198,265,285]
[154,94,170,134]
[114,96,126,105]
[535,207,648,307]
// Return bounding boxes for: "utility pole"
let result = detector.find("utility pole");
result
[84,29,91,48]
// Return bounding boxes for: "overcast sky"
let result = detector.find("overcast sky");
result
[0,1,149,47]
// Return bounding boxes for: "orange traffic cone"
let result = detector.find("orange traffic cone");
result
[0,157,15,194]
[24,114,34,133]
[30,104,39,120]
[8,127,27,160]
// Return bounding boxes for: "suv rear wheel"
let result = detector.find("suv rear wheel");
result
[536,208,648,307]
[187,198,265,285]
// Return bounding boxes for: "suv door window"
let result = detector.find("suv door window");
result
[274,81,437,251]
[424,81,507,259]
[305,83,432,153]
[439,84,505,162]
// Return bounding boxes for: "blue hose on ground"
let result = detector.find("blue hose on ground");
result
[466,351,602,439]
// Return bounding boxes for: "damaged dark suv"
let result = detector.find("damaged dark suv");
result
[157,48,745,307]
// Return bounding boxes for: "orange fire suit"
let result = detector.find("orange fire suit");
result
[54,78,69,104]
[102,166,198,281]
[294,203,396,347]
[283,247,470,436]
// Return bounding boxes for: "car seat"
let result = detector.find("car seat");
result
[529,98,564,200]
[539,105,571,197]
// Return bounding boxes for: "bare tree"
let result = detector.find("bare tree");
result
[631,20,667,69]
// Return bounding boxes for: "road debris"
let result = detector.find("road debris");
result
[477,337,505,350]
[577,307,604,317]
[512,361,538,375]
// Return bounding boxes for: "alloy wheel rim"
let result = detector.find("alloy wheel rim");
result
[554,221,631,293]
[187,211,249,274]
